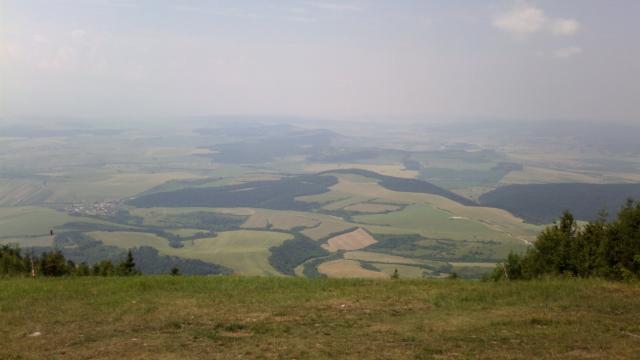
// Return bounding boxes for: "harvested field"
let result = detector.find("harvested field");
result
[371,263,429,278]
[343,251,426,266]
[317,259,387,278]
[322,228,377,252]
[241,210,320,230]
[305,163,419,179]
[301,220,354,241]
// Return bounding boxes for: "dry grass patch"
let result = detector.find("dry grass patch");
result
[343,202,402,213]
[241,210,320,230]
[317,259,387,279]
[343,251,426,265]
[305,163,419,179]
[301,220,355,241]
[322,228,377,252]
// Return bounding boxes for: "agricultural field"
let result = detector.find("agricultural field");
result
[317,259,388,278]
[322,228,377,252]
[0,206,110,238]
[89,230,292,276]
[2,121,639,279]
[354,204,513,242]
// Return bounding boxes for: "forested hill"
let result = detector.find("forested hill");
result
[128,175,337,210]
[480,183,640,223]
[321,169,477,206]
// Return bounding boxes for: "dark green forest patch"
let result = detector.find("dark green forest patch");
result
[480,183,640,223]
[128,175,337,210]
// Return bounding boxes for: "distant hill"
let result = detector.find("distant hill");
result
[321,169,477,206]
[204,128,344,164]
[479,183,640,223]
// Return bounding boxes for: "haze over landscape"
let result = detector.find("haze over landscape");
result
[2,0,640,121]
[1,1,640,359]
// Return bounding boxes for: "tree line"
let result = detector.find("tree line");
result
[0,247,142,277]
[492,199,640,281]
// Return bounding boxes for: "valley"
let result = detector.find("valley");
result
[2,120,640,278]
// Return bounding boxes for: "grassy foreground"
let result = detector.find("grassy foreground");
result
[1,277,640,359]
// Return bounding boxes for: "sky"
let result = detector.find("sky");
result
[1,0,639,123]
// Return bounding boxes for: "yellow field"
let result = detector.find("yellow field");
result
[322,228,377,252]
[301,220,354,240]
[241,209,320,230]
[321,196,373,211]
[317,259,387,279]
[343,251,426,265]
[449,262,497,268]
[371,263,429,278]
[304,163,418,179]
[295,191,353,205]
[0,235,53,248]
[343,202,402,213]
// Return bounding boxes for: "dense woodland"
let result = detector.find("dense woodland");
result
[0,247,139,277]
[480,183,640,223]
[493,200,640,280]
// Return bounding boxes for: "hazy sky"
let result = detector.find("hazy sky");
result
[1,0,639,123]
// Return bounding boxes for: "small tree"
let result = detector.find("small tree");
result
[39,250,69,277]
[93,260,115,276]
[76,262,91,276]
[118,250,138,276]
[170,266,180,276]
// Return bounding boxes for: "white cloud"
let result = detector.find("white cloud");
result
[554,46,583,58]
[493,5,546,34]
[551,18,580,36]
[493,2,580,37]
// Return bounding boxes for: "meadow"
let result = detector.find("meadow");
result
[1,277,639,359]
[89,230,292,276]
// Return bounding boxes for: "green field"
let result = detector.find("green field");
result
[0,206,115,239]
[89,230,292,276]
[354,204,513,242]
[1,277,639,359]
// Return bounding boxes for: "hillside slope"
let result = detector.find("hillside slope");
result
[1,277,639,359]
[480,183,640,223]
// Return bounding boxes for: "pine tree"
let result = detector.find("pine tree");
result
[118,250,138,276]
